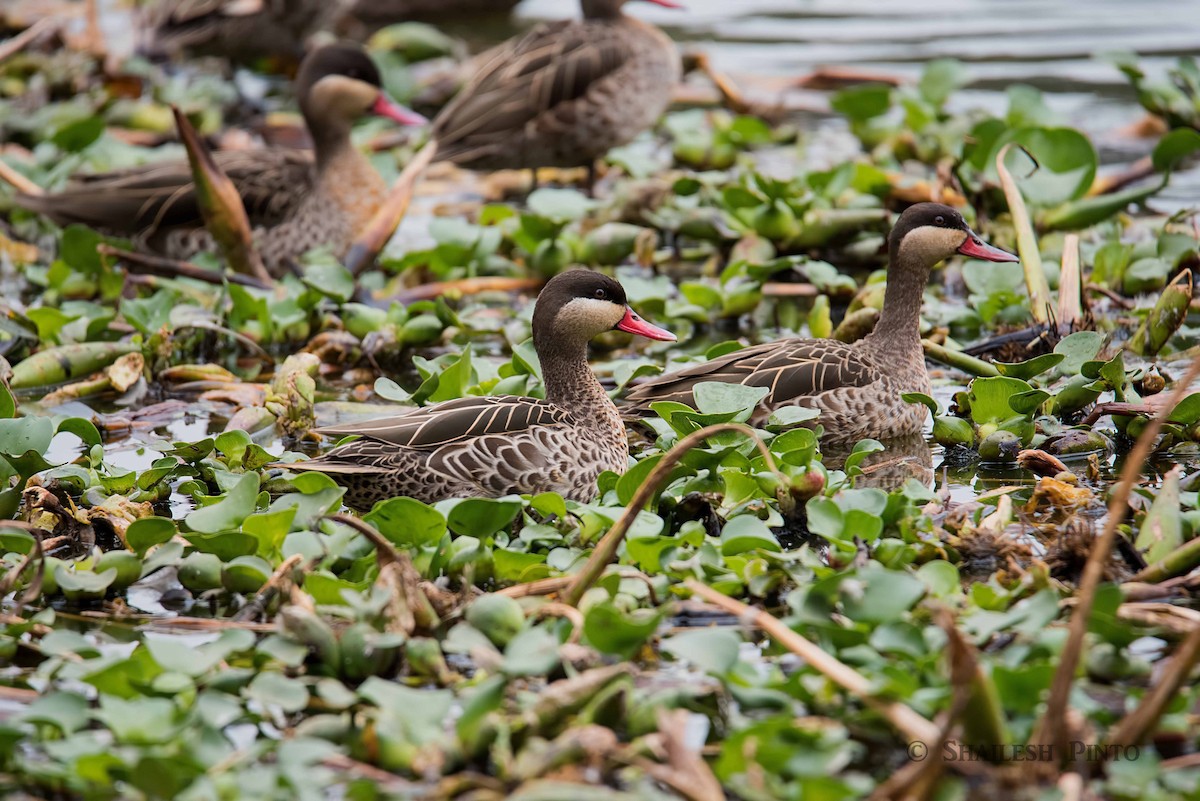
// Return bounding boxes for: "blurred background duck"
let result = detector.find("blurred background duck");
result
[622,204,1020,442]
[282,270,676,509]
[12,43,424,277]
[425,0,683,189]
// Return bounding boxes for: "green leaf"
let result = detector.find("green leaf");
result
[1152,128,1200,172]
[583,600,663,659]
[0,382,14,419]
[364,497,447,547]
[502,624,562,677]
[1005,127,1097,207]
[95,696,179,744]
[841,563,926,623]
[444,497,523,538]
[830,84,892,122]
[245,672,310,714]
[53,116,104,152]
[692,382,769,416]
[661,628,741,675]
[901,392,941,415]
[0,417,53,458]
[918,58,967,107]
[301,259,355,303]
[1169,393,1200,425]
[185,472,261,534]
[1136,467,1182,564]
[967,376,1036,425]
[1053,331,1106,375]
[994,353,1064,380]
[527,188,597,221]
[720,515,781,555]
[20,691,91,734]
[125,517,177,556]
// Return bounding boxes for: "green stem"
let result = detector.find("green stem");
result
[921,340,1000,377]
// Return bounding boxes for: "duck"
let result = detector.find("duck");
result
[622,203,1020,442]
[426,0,683,186]
[283,270,675,509]
[139,0,345,62]
[11,44,425,277]
[345,0,522,31]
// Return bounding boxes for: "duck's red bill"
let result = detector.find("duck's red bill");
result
[616,307,676,341]
[372,95,428,126]
[644,0,685,7]
[959,235,1020,263]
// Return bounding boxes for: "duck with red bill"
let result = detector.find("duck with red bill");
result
[372,95,428,126]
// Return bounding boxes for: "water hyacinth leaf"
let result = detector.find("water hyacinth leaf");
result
[994,353,1064,380]
[1009,389,1051,415]
[374,376,412,403]
[1136,466,1183,564]
[901,392,941,416]
[720,515,781,555]
[56,417,102,450]
[301,258,355,303]
[1053,331,1106,376]
[503,624,562,676]
[125,517,177,556]
[527,188,597,221]
[364,496,446,546]
[19,692,90,735]
[583,600,663,659]
[0,417,53,457]
[1129,269,1193,356]
[765,405,820,429]
[1006,127,1097,207]
[692,382,769,416]
[1152,127,1200,172]
[245,672,310,714]
[661,627,741,675]
[967,376,1036,425]
[1040,179,1165,231]
[445,497,523,538]
[1169,393,1200,425]
[185,472,261,534]
[841,563,926,623]
[830,83,892,122]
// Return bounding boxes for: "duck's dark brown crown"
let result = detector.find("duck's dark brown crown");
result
[295,44,384,98]
[532,270,626,339]
[889,202,969,249]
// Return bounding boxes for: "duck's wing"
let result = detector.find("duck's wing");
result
[19,150,314,234]
[623,339,882,414]
[431,20,637,163]
[316,395,573,451]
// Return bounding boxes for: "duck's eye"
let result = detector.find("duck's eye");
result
[934,215,946,225]
[594,288,607,300]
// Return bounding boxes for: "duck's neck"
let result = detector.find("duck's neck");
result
[867,243,931,358]
[580,0,624,19]
[537,337,617,427]
[307,116,355,172]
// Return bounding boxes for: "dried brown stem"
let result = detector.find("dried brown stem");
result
[0,17,58,64]
[498,576,573,599]
[563,423,784,607]
[1087,156,1155,197]
[232,553,305,622]
[98,244,271,289]
[0,158,43,197]
[1033,350,1200,757]
[685,579,941,744]
[393,276,544,304]
[1104,619,1200,757]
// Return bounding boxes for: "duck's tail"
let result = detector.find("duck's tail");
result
[343,138,440,277]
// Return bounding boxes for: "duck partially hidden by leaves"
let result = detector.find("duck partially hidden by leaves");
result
[622,203,1020,442]
[139,0,344,62]
[13,44,425,277]
[427,0,683,184]
[283,270,675,509]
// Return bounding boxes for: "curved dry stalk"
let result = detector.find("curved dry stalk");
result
[685,579,941,745]
[1104,621,1200,755]
[344,140,439,276]
[563,423,785,607]
[1034,350,1200,755]
[996,143,1053,325]
[498,575,573,599]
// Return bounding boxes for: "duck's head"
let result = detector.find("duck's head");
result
[297,44,426,138]
[890,203,1018,269]
[533,270,675,353]
[582,0,684,19]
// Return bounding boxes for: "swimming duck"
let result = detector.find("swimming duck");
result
[622,203,1020,442]
[139,0,344,61]
[284,270,675,509]
[427,0,683,184]
[13,44,425,277]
